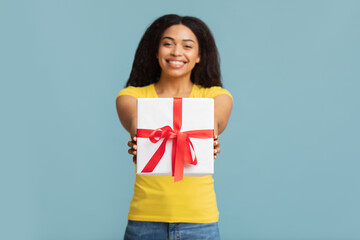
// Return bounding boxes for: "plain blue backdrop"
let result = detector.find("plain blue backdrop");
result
[1,0,359,239]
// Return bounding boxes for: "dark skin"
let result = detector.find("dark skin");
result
[117,93,232,164]
[116,24,232,163]
[127,135,221,164]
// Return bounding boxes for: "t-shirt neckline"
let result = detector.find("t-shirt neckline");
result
[151,83,196,98]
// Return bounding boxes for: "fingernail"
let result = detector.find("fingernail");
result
[133,151,137,155]
[214,149,217,153]
[133,145,137,150]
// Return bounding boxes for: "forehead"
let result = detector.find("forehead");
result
[161,24,198,42]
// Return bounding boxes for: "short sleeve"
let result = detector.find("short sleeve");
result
[205,86,233,100]
[116,86,140,99]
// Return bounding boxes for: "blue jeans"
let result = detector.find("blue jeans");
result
[124,220,221,240]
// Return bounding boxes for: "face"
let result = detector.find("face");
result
[157,24,200,79]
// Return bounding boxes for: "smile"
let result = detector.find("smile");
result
[167,60,186,65]
[166,60,186,69]
[167,60,185,65]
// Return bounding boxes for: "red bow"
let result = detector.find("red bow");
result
[137,98,214,182]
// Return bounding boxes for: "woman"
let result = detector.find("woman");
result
[116,14,233,240]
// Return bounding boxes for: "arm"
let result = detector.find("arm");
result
[213,94,233,159]
[115,95,137,138]
[214,94,233,136]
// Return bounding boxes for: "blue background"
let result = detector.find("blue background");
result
[1,0,359,239]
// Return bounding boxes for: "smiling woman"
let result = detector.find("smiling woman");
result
[157,25,200,80]
[115,14,233,240]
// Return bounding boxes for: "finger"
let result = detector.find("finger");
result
[214,147,220,154]
[133,155,137,164]
[129,136,137,143]
[214,135,218,140]
[214,154,217,160]
[128,141,137,150]
[128,149,137,155]
[213,140,220,147]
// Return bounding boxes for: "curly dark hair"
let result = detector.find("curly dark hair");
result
[125,14,222,88]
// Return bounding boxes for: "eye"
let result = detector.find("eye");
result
[184,45,193,49]
[163,42,172,47]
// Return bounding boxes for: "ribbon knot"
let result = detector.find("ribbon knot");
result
[137,98,214,182]
[148,126,175,143]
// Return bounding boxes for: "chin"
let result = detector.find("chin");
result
[163,71,192,79]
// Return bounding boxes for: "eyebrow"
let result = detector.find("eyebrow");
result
[162,36,195,43]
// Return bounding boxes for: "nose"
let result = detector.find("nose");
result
[171,44,182,56]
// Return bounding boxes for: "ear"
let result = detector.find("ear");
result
[196,54,200,63]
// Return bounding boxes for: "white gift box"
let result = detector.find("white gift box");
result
[136,98,214,177]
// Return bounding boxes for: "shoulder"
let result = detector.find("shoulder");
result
[116,84,155,99]
[193,85,233,100]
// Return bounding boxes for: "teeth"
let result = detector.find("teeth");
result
[168,61,185,65]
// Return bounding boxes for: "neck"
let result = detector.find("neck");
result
[155,73,194,97]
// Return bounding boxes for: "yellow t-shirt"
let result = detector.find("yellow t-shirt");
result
[116,83,232,223]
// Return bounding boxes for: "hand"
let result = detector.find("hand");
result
[214,135,220,159]
[127,136,137,164]
[128,135,220,162]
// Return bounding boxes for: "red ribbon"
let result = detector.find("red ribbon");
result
[137,98,214,182]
